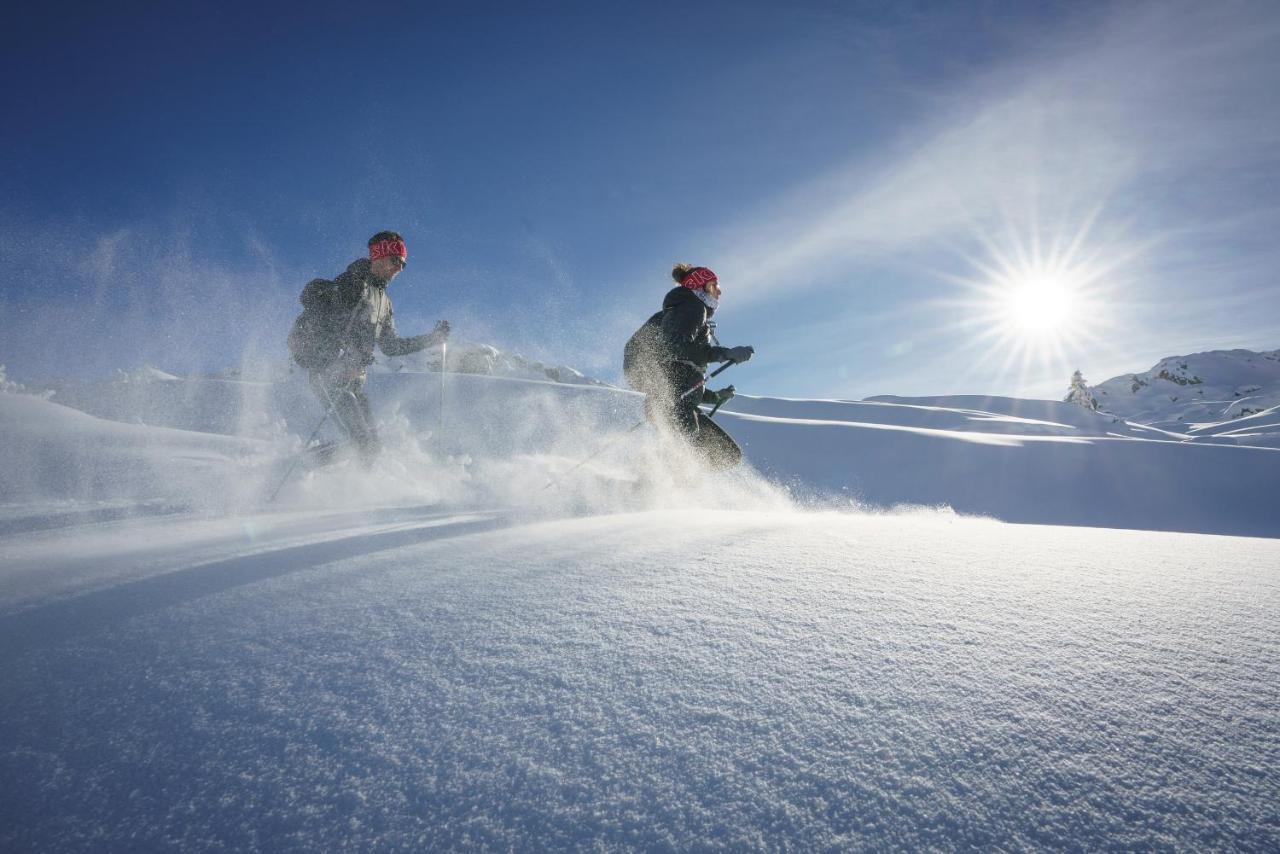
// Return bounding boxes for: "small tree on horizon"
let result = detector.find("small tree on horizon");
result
[1065,369,1100,411]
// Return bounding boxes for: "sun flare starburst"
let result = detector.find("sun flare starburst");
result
[924,212,1141,395]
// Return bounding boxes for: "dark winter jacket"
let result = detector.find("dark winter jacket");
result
[288,258,433,372]
[624,286,728,393]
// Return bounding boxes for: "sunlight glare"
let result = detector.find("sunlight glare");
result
[923,208,1137,398]
[1006,275,1076,333]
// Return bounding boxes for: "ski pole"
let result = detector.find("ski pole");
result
[267,401,335,504]
[680,359,736,401]
[267,374,364,503]
[438,339,447,438]
[540,419,648,490]
[542,360,738,490]
[699,362,741,418]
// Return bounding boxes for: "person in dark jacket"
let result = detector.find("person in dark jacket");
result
[288,231,449,464]
[623,263,754,471]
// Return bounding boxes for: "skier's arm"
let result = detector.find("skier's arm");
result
[379,309,449,356]
[660,300,728,363]
[377,307,420,356]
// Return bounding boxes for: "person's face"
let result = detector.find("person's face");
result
[706,279,722,300]
[371,254,405,282]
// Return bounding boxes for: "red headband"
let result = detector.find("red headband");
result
[370,239,408,262]
[681,266,718,290]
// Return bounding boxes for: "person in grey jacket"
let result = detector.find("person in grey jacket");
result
[288,231,449,464]
[623,263,754,471]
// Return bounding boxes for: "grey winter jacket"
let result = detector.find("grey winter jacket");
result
[290,258,434,371]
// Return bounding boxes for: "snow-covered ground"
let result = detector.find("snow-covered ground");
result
[23,363,1280,537]
[2,369,1279,850]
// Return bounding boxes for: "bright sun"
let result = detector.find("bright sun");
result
[926,214,1130,393]
[1004,275,1077,333]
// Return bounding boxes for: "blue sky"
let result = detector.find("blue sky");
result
[3,0,1278,399]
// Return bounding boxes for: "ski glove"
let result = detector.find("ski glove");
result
[422,320,451,347]
[406,321,450,353]
[707,385,736,406]
[723,345,754,364]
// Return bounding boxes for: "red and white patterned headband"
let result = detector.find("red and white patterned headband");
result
[681,266,718,290]
[370,239,408,263]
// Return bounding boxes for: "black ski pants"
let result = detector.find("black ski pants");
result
[644,386,742,472]
[308,371,381,464]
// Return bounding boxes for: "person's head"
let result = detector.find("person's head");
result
[368,230,407,281]
[672,263,721,300]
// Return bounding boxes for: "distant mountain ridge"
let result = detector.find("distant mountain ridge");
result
[69,340,612,389]
[375,339,611,388]
[1091,348,1280,431]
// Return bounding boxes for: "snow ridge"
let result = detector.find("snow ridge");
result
[1093,347,1280,431]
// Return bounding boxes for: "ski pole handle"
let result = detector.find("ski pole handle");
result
[679,359,737,401]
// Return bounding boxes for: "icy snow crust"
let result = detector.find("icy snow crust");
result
[2,373,1280,849]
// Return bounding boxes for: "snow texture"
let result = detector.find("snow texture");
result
[2,509,1277,851]
[1,356,1279,850]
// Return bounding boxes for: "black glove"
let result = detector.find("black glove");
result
[723,345,754,364]
[706,385,735,406]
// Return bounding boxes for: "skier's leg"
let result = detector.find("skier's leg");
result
[347,383,382,463]
[671,399,701,443]
[310,373,354,442]
[643,387,691,477]
[644,390,682,429]
[308,372,378,463]
[692,414,742,471]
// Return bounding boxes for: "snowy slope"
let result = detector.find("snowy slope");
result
[10,365,1280,538]
[2,380,1279,850]
[2,502,1277,850]
[0,391,258,507]
[1184,402,1280,446]
[716,394,1280,537]
[1093,347,1280,429]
